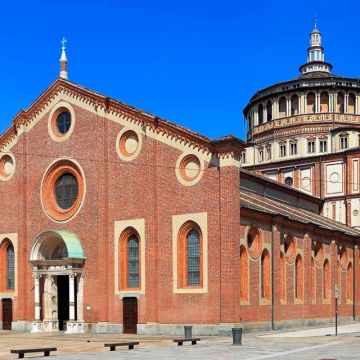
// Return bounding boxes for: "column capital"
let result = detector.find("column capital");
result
[32,273,42,280]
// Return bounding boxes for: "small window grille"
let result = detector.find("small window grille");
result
[187,230,200,286]
[7,245,15,290]
[128,235,139,288]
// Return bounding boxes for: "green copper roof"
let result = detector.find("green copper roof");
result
[50,230,86,259]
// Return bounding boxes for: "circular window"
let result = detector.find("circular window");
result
[284,177,293,186]
[42,159,85,222]
[54,173,79,210]
[284,236,296,263]
[0,153,15,181]
[48,102,76,142]
[56,111,71,135]
[247,227,262,259]
[314,241,324,267]
[353,209,359,217]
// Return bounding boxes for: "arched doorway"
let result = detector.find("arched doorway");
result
[30,231,86,333]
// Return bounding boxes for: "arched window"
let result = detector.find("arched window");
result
[261,250,270,300]
[266,101,272,121]
[280,252,285,302]
[278,97,287,118]
[307,92,316,113]
[258,104,264,125]
[119,228,141,291]
[295,255,303,300]
[240,246,248,301]
[320,92,329,112]
[348,93,356,114]
[177,222,203,288]
[291,94,299,115]
[0,239,15,292]
[187,230,200,286]
[323,259,330,300]
[347,262,353,302]
[127,235,139,288]
[337,92,345,113]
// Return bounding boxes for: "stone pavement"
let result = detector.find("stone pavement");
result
[1,324,360,360]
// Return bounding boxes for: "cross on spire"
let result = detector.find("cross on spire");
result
[314,15,318,29]
[59,37,68,79]
[61,37,67,49]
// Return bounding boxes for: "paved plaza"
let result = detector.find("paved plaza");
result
[1,323,360,359]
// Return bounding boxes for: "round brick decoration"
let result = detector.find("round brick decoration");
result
[41,159,85,222]
[48,102,76,142]
[0,153,15,181]
[116,128,142,162]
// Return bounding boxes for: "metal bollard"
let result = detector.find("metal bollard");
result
[184,325,193,339]
[232,327,242,345]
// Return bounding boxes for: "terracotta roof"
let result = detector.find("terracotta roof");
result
[240,188,360,237]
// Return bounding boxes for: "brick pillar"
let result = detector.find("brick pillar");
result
[272,224,281,326]
[218,157,241,324]
[303,233,312,317]
[330,240,337,314]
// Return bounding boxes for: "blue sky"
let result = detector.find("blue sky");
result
[0,0,359,140]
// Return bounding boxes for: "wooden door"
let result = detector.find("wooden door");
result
[123,297,137,334]
[2,299,12,330]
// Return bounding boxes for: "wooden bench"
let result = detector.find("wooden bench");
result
[104,341,139,351]
[173,338,200,346]
[10,347,57,358]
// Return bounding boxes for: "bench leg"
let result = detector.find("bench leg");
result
[44,351,50,356]
[110,346,116,351]
[18,355,24,359]
[129,345,134,350]
[191,340,197,345]
[178,342,183,346]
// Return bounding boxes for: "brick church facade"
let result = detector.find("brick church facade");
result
[0,37,359,334]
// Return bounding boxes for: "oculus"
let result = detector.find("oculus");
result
[0,154,15,180]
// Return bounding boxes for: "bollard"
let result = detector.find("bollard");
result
[184,325,193,339]
[232,327,242,345]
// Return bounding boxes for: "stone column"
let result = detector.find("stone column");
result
[69,273,76,321]
[77,274,84,321]
[33,274,41,321]
[345,94,349,113]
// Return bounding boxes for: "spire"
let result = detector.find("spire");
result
[299,19,332,76]
[60,37,68,79]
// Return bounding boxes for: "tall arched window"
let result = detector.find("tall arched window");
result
[337,92,345,113]
[7,245,15,290]
[291,94,299,115]
[280,252,285,302]
[323,259,330,300]
[258,104,264,124]
[127,235,139,288]
[278,97,287,118]
[119,228,141,291]
[348,93,356,114]
[261,250,270,300]
[266,101,272,121]
[295,255,303,300]
[177,222,203,288]
[307,92,316,113]
[347,262,353,302]
[240,246,248,301]
[320,92,329,112]
[187,230,200,286]
[0,239,15,292]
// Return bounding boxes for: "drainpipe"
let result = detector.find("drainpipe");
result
[271,216,275,330]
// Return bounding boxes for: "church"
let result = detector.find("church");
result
[0,29,359,335]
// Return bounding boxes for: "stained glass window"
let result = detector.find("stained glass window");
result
[7,245,14,290]
[56,112,71,134]
[55,173,78,209]
[187,230,200,286]
[128,235,139,288]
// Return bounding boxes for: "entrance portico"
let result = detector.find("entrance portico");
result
[30,231,86,333]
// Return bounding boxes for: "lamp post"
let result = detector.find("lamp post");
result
[334,284,339,336]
